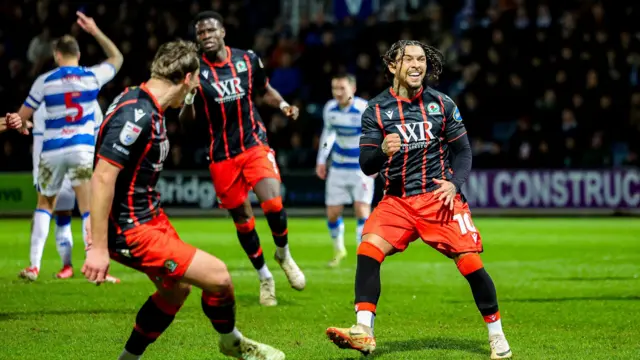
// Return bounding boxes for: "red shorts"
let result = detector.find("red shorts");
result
[363,193,483,257]
[209,145,281,209]
[110,213,197,288]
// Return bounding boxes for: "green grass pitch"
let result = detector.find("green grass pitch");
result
[1,217,639,359]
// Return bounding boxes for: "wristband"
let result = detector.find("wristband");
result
[279,101,289,111]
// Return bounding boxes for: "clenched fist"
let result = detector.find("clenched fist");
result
[381,133,401,156]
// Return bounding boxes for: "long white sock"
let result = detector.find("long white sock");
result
[220,327,243,347]
[30,209,52,269]
[118,350,141,360]
[356,311,375,333]
[487,318,504,336]
[356,217,367,245]
[257,264,273,280]
[328,217,345,252]
[81,212,90,250]
[275,244,290,259]
[55,215,73,266]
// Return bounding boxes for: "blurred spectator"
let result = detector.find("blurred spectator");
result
[0,0,639,173]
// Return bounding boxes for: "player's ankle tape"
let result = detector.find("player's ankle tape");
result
[357,242,386,263]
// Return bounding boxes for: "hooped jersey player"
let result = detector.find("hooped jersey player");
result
[32,101,104,186]
[318,96,374,205]
[193,47,270,162]
[94,84,169,242]
[361,87,467,197]
[26,64,115,156]
[26,63,115,195]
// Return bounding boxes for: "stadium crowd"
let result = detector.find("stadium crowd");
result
[1,0,639,171]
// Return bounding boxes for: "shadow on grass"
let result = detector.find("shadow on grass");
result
[0,307,138,321]
[540,276,638,282]
[0,293,302,322]
[447,295,640,304]
[327,336,486,359]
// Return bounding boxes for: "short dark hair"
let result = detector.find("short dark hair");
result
[53,35,80,57]
[332,73,356,85]
[150,40,200,84]
[194,11,224,25]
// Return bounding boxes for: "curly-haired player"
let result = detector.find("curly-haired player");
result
[325,40,512,359]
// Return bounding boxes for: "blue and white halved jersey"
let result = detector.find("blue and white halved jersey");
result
[24,63,115,156]
[317,97,368,170]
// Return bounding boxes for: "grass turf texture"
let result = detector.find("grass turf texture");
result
[0,217,639,360]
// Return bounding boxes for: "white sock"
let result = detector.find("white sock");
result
[487,319,504,336]
[118,349,141,360]
[276,244,290,259]
[220,327,243,347]
[55,216,73,266]
[81,212,90,250]
[30,209,52,269]
[356,217,367,245]
[328,217,345,251]
[257,264,273,280]
[356,311,375,333]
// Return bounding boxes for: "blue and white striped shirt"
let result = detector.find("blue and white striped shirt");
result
[24,63,115,155]
[317,97,368,170]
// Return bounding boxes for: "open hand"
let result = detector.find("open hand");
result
[82,248,110,285]
[433,178,456,211]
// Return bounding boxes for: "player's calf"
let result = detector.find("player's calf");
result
[262,196,306,291]
[455,253,512,359]
[119,284,190,360]
[261,196,289,254]
[234,217,272,280]
[354,240,387,332]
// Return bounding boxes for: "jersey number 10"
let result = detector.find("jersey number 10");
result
[64,92,83,122]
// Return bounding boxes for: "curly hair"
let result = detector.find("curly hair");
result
[382,40,445,87]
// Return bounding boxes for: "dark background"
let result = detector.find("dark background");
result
[1,0,639,173]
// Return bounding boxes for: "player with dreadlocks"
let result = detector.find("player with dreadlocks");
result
[325,40,513,359]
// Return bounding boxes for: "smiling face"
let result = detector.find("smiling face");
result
[388,45,427,90]
[195,18,225,56]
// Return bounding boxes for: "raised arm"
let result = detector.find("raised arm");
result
[77,11,123,72]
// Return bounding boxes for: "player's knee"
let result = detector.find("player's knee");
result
[255,178,281,200]
[229,205,251,223]
[326,206,342,222]
[157,283,192,306]
[455,252,484,276]
[203,263,233,294]
[37,194,55,210]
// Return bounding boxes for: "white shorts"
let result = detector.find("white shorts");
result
[325,168,375,206]
[32,136,76,211]
[37,151,94,197]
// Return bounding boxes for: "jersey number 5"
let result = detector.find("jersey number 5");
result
[64,92,84,122]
